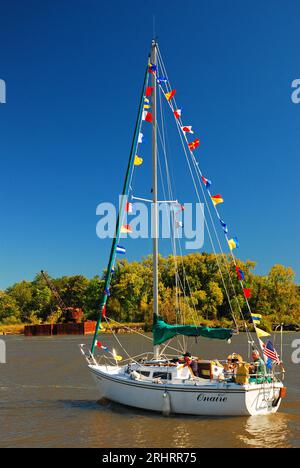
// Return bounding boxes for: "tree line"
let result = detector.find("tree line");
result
[0,253,299,330]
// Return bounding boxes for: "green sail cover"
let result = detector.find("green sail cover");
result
[153,315,233,346]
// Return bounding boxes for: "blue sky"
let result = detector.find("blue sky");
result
[0,0,299,289]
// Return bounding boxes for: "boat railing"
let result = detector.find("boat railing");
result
[79,344,97,366]
[223,369,283,384]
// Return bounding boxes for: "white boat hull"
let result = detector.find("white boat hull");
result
[89,365,283,417]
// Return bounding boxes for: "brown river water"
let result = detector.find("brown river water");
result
[0,333,299,448]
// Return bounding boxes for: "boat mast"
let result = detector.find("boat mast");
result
[151,40,160,360]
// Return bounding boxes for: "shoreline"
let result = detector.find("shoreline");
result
[0,322,299,336]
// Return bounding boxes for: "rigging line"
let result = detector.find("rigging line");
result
[175,120,245,333]
[183,140,245,323]
[157,53,253,342]
[186,151,247,318]
[180,129,255,336]
[158,91,175,209]
[169,111,239,327]
[157,140,185,339]
[158,111,209,332]
[156,108,184,350]
[157,100,195,330]
[156,89,214,332]
[157,92,190,351]
[156,49,246,330]
[157,51,259,348]
[105,317,153,341]
[157,46,251,310]
[103,317,139,363]
[157,50,262,353]
[157,101,179,315]
[105,318,185,356]
[157,58,178,202]
[157,104,181,290]
[186,155,256,342]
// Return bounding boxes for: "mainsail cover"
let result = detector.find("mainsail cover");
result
[153,315,233,346]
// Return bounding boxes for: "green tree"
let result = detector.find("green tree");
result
[6,281,33,321]
[0,291,21,323]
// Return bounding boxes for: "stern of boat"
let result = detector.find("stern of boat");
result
[244,381,284,416]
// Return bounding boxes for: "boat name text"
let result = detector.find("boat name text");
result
[197,393,228,403]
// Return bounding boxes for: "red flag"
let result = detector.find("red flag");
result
[146,86,153,97]
[125,202,133,213]
[181,126,194,134]
[96,340,102,348]
[102,305,106,318]
[188,138,200,151]
[142,111,153,123]
[121,224,132,233]
[243,288,251,299]
[174,108,182,119]
[165,89,176,101]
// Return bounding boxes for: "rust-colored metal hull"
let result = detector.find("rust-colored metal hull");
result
[24,321,96,336]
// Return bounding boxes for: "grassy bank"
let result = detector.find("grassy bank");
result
[0,322,145,336]
[0,324,24,335]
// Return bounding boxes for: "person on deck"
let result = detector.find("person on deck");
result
[182,352,199,377]
[249,350,266,378]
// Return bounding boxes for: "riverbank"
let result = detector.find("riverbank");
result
[0,322,146,336]
[0,321,298,336]
[0,324,24,335]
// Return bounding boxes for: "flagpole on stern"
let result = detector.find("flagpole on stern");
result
[90,53,150,356]
[151,39,160,361]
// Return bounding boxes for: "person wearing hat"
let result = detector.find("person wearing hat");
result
[182,352,199,377]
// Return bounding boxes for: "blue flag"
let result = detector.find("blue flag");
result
[116,245,126,255]
[220,219,228,234]
[156,76,168,83]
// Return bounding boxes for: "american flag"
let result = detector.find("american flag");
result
[262,340,281,364]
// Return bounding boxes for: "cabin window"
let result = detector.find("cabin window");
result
[153,372,172,380]
[139,371,150,377]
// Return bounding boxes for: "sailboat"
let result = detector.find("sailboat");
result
[80,40,286,416]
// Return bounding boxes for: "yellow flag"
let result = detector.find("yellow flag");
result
[211,194,224,206]
[228,239,237,250]
[165,89,176,101]
[112,349,123,361]
[134,155,143,166]
[144,97,151,109]
[256,327,270,338]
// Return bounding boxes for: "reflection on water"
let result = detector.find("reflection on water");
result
[172,424,193,448]
[239,414,291,448]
